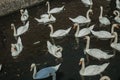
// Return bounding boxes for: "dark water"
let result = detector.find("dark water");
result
[0,0,120,80]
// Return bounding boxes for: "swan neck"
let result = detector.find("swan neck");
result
[81,60,85,73]
[75,25,80,36]
[100,7,103,18]
[52,73,56,80]
[13,25,17,36]
[86,10,91,20]
[86,37,90,50]
[47,2,50,13]
[50,26,54,36]
[32,65,37,79]
[111,25,115,33]
[114,33,118,43]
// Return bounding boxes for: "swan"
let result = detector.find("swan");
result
[20,9,29,24]
[69,9,93,25]
[11,37,23,57]
[47,41,63,58]
[73,23,94,37]
[99,6,110,25]
[84,36,114,60]
[48,24,72,38]
[116,0,120,10]
[79,58,109,76]
[90,24,119,40]
[113,10,120,23]
[30,63,61,80]
[46,1,64,14]
[100,76,111,80]
[11,21,29,37]
[81,0,93,8]
[111,32,120,52]
[35,14,56,24]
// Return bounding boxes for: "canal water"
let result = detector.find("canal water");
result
[0,0,120,80]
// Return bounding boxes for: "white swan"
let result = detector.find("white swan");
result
[84,36,114,60]
[35,14,56,24]
[69,9,93,25]
[79,58,109,76]
[48,24,72,38]
[30,63,61,80]
[73,23,94,37]
[81,0,93,8]
[99,6,110,25]
[111,32,120,52]
[46,1,64,14]
[11,37,23,57]
[11,21,29,37]
[113,10,120,23]
[20,9,29,24]
[116,0,120,10]
[90,24,119,40]
[100,76,111,80]
[47,41,63,58]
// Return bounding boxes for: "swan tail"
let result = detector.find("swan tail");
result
[53,63,61,71]
[69,17,75,22]
[88,24,95,30]
[100,63,109,71]
[34,18,41,23]
[65,27,72,34]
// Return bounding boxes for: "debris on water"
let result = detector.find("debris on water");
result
[33,41,40,45]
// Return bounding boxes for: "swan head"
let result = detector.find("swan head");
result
[88,9,93,15]
[112,24,120,28]
[46,1,49,6]
[73,23,79,29]
[100,76,111,80]
[79,58,84,65]
[11,23,15,29]
[20,9,24,14]
[113,10,119,16]
[30,63,36,71]
[48,24,53,28]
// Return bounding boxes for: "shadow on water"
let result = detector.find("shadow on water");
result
[0,0,120,80]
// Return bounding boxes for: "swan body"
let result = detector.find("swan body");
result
[113,10,120,23]
[69,9,93,24]
[90,24,119,40]
[11,21,29,37]
[111,32,120,52]
[48,24,72,38]
[79,58,109,76]
[73,23,94,37]
[35,14,56,24]
[116,0,120,10]
[99,6,110,25]
[30,63,61,80]
[20,9,29,24]
[84,36,114,60]
[81,0,93,7]
[47,41,63,58]
[11,37,23,57]
[46,1,64,14]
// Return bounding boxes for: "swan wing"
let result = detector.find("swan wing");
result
[81,0,93,5]
[49,6,64,14]
[78,28,90,37]
[99,17,110,25]
[86,49,113,59]
[17,21,29,36]
[91,30,112,38]
[35,64,61,79]
[83,63,109,76]
[111,43,120,51]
